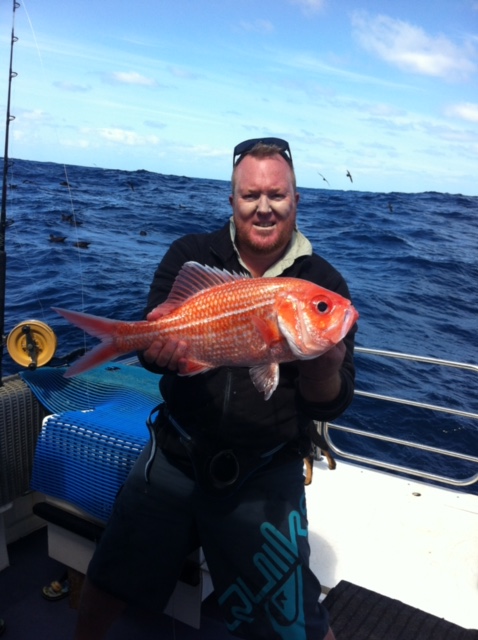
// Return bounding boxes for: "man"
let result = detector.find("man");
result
[74,138,356,640]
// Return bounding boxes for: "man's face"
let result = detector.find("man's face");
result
[230,154,299,260]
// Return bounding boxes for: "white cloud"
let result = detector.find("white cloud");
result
[12,130,27,142]
[445,102,478,123]
[61,138,91,149]
[276,49,415,90]
[94,128,160,146]
[20,109,48,122]
[191,145,227,158]
[366,103,407,118]
[106,71,157,86]
[420,121,478,144]
[351,12,476,81]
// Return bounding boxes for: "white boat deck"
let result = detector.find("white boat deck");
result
[306,458,478,630]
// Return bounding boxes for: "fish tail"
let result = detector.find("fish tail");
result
[52,307,127,377]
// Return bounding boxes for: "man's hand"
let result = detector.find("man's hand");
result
[297,341,346,403]
[142,308,189,371]
[142,337,188,372]
[146,307,166,322]
[299,341,346,380]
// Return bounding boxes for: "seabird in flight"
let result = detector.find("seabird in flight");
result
[346,170,353,183]
[317,172,330,187]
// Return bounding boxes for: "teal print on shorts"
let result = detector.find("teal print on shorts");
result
[219,509,307,639]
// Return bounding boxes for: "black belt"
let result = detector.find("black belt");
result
[145,403,285,497]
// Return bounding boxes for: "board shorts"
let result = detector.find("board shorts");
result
[87,440,330,640]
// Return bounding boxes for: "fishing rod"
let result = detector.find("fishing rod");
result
[0,0,20,385]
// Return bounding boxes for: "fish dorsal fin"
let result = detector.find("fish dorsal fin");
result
[152,261,247,316]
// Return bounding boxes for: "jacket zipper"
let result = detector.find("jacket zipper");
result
[219,368,233,434]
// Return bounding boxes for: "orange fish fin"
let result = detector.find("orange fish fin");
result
[156,261,248,314]
[249,363,279,401]
[179,359,212,376]
[52,306,120,341]
[250,316,282,348]
[52,307,126,377]
[63,343,121,378]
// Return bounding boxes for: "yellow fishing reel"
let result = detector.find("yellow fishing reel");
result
[7,320,57,370]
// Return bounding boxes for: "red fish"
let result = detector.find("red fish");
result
[53,261,358,399]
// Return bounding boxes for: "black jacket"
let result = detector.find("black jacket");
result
[139,222,356,455]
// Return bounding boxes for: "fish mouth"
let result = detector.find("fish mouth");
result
[344,306,359,330]
[328,306,359,343]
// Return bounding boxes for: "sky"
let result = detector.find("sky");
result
[0,0,477,195]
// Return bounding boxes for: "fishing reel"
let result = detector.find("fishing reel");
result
[6,320,57,370]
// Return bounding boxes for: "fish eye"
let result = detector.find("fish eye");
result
[317,300,329,313]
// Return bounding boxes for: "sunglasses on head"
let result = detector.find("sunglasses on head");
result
[233,137,293,167]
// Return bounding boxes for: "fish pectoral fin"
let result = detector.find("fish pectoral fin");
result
[250,316,282,348]
[179,359,212,376]
[249,363,279,401]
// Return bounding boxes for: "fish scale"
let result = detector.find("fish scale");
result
[153,279,286,363]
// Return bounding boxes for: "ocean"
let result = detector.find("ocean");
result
[2,158,477,492]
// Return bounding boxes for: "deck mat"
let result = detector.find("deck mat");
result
[323,580,478,640]
[23,363,162,522]
[20,362,160,414]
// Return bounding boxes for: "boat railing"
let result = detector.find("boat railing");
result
[320,347,478,487]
